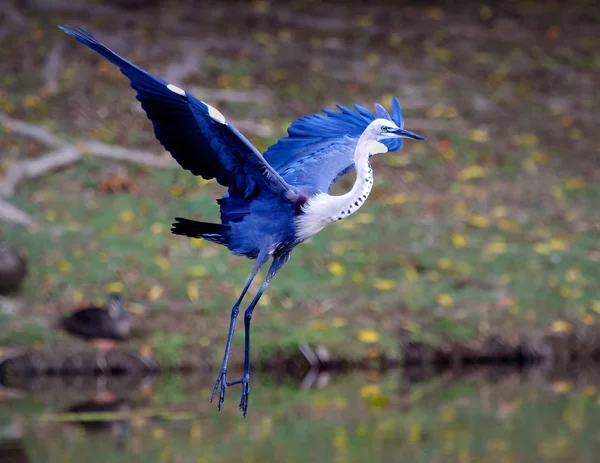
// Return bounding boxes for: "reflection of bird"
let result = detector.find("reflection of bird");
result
[61,294,131,372]
[67,396,131,451]
[60,26,425,416]
[0,243,27,295]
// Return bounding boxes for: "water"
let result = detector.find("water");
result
[2,366,600,462]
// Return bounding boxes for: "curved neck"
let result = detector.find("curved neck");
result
[294,135,385,241]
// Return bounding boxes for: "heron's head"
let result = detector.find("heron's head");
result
[107,293,127,320]
[370,118,425,142]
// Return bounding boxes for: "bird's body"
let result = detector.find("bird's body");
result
[60,294,131,342]
[60,25,425,415]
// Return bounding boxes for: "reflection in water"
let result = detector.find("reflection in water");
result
[65,395,131,452]
[1,365,600,462]
[0,439,29,463]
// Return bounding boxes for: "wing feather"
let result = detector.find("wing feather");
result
[60,25,292,197]
[264,98,407,193]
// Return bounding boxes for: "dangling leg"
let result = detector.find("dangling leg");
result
[211,249,270,410]
[228,251,291,416]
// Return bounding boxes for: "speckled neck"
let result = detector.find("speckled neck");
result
[294,137,385,242]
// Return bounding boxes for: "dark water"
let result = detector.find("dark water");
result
[2,367,600,462]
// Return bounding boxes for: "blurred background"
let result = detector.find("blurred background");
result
[0,0,599,461]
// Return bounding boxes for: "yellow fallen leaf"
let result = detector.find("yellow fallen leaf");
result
[486,239,507,255]
[187,265,208,278]
[355,14,373,27]
[147,285,163,301]
[331,317,348,328]
[105,282,124,293]
[551,320,572,333]
[187,282,199,302]
[372,279,397,291]
[437,293,454,307]
[469,215,490,228]
[328,261,345,277]
[581,313,595,325]
[469,129,489,143]
[451,233,467,249]
[583,386,596,397]
[405,266,419,283]
[72,289,84,303]
[553,381,573,394]
[357,329,380,343]
[352,272,365,284]
[564,177,586,190]
[354,213,374,224]
[311,320,329,330]
[497,218,519,232]
[533,243,551,255]
[191,238,205,249]
[150,222,164,234]
[155,255,170,271]
[120,209,134,223]
[252,0,270,13]
[437,257,452,270]
[58,260,72,273]
[359,384,381,398]
[458,165,485,180]
[549,238,568,251]
[45,210,57,222]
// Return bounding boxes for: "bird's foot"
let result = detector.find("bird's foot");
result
[227,375,250,417]
[211,369,228,410]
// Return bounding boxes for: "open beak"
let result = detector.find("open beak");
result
[391,127,425,141]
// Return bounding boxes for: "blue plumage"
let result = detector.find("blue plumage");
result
[264,99,406,193]
[60,25,424,416]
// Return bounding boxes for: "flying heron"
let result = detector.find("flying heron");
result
[59,25,425,416]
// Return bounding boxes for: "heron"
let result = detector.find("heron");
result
[59,25,425,416]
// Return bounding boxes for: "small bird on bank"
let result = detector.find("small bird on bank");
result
[0,243,27,295]
[60,25,425,416]
[61,294,131,372]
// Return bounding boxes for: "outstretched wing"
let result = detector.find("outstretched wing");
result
[60,26,293,198]
[264,98,406,193]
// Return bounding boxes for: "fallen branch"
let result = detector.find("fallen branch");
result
[42,41,64,94]
[0,112,66,148]
[0,197,35,227]
[189,87,273,105]
[80,140,178,169]
[163,43,203,86]
[0,147,80,197]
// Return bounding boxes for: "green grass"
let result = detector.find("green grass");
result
[1,1,599,361]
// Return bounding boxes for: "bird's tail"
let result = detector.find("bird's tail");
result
[171,218,231,245]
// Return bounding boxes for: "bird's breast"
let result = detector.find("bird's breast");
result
[294,167,374,242]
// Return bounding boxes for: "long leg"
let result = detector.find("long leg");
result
[228,251,291,416]
[211,250,270,410]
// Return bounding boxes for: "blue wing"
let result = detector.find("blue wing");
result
[264,98,406,193]
[59,25,292,198]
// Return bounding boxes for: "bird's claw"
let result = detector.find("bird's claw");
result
[211,369,228,411]
[223,375,251,416]
[238,377,250,417]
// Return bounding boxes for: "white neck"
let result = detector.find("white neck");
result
[295,135,387,241]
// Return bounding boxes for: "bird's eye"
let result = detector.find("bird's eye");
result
[381,126,388,132]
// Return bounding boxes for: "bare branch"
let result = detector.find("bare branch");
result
[0,197,35,228]
[189,87,273,105]
[42,41,64,94]
[0,112,66,148]
[0,147,81,197]
[163,44,203,86]
[80,140,178,169]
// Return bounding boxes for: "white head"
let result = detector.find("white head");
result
[363,118,425,143]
